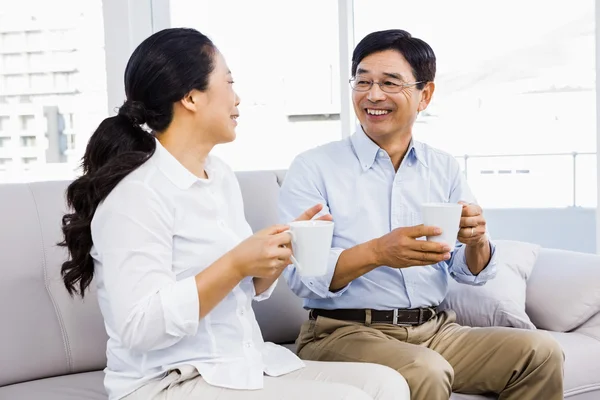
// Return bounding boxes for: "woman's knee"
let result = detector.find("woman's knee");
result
[362,363,410,400]
[319,383,373,400]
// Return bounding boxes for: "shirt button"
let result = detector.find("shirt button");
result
[239,309,245,316]
[217,220,226,228]
[244,341,253,348]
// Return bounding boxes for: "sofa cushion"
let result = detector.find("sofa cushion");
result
[0,371,106,400]
[235,171,281,232]
[440,240,539,329]
[526,248,600,332]
[253,274,308,344]
[549,331,600,399]
[0,181,108,387]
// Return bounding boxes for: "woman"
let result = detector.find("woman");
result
[59,28,409,400]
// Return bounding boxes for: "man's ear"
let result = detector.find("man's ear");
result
[417,81,435,112]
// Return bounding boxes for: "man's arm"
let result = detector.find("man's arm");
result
[448,158,497,284]
[278,156,354,299]
[329,240,380,291]
[463,225,491,275]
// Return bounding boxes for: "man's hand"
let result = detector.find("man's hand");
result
[294,204,333,223]
[374,225,452,269]
[457,202,487,246]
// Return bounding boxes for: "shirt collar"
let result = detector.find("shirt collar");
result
[153,138,211,189]
[350,124,428,171]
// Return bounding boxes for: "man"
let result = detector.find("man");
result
[278,29,563,400]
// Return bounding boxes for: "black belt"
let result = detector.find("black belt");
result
[309,307,438,326]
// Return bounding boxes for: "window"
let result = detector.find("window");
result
[21,157,37,164]
[19,115,35,131]
[28,53,47,71]
[54,73,70,91]
[0,116,9,131]
[0,0,108,183]
[1,32,25,50]
[26,31,44,50]
[169,0,342,171]
[66,133,76,150]
[20,136,37,147]
[30,73,53,92]
[5,75,28,93]
[3,54,27,72]
[354,0,596,209]
[0,137,11,148]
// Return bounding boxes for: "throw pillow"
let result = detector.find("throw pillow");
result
[439,240,541,329]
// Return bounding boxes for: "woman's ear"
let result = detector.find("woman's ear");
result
[180,89,201,112]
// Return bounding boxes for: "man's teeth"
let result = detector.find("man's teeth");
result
[367,109,389,115]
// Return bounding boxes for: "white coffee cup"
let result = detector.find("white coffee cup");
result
[286,220,334,277]
[421,202,463,247]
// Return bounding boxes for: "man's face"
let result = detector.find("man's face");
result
[351,49,434,141]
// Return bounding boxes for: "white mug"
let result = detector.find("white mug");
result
[286,220,334,277]
[421,202,463,247]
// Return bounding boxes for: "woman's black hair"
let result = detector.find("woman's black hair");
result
[60,28,216,297]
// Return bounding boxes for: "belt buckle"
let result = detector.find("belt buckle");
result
[392,309,411,326]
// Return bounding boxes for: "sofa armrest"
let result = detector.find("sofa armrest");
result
[526,248,600,332]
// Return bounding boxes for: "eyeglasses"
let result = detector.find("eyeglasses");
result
[349,77,424,93]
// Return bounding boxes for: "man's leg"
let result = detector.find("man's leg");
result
[429,311,564,400]
[297,316,453,400]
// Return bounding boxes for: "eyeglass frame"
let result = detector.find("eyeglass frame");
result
[349,77,425,93]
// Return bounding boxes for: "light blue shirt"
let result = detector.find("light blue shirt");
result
[278,125,497,310]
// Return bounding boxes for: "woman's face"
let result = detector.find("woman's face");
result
[194,51,241,145]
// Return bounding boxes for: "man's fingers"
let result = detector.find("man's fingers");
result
[315,214,333,221]
[461,203,482,217]
[458,225,485,238]
[460,215,484,228]
[294,204,324,221]
[260,224,290,236]
[405,224,442,239]
[412,239,451,253]
[404,250,451,265]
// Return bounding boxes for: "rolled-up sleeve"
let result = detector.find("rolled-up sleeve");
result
[252,278,278,302]
[278,156,351,299]
[448,240,498,285]
[93,183,199,353]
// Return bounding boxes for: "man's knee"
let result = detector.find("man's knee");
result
[397,349,454,391]
[518,331,564,370]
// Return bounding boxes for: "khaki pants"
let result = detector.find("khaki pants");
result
[122,360,410,400]
[297,310,564,400]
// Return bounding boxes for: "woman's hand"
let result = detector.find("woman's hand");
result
[230,225,293,279]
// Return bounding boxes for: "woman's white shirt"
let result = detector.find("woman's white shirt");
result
[90,140,304,400]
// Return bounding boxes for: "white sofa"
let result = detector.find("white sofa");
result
[0,170,599,399]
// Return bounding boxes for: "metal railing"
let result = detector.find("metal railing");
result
[456,151,597,207]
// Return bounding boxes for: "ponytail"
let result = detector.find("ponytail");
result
[59,101,156,297]
[59,27,217,297]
